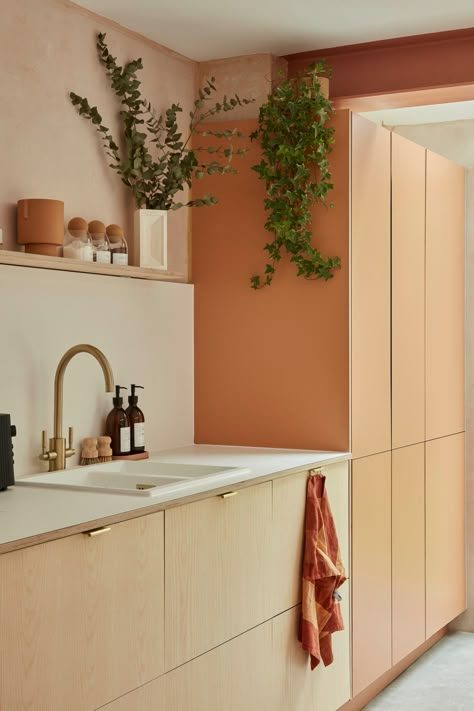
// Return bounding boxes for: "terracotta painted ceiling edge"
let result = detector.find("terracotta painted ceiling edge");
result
[284,27,474,108]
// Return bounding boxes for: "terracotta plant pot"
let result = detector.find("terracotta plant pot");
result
[17,199,64,256]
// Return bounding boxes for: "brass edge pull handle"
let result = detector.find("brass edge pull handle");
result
[220,491,238,499]
[84,526,112,537]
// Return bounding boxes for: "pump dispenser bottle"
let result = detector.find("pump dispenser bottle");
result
[126,384,145,453]
[106,386,131,456]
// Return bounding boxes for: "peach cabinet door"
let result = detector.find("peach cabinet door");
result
[426,433,466,637]
[165,481,272,670]
[391,133,426,449]
[425,151,465,441]
[392,443,425,664]
[352,451,392,696]
[351,114,391,459]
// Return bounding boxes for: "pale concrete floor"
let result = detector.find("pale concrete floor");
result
[364,632,474,710]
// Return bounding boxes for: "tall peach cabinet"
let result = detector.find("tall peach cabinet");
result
[193,111,465,708]
[350,120,465,699]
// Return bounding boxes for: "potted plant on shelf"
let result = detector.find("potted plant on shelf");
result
[249,62,340,288]
[70,32,252,270]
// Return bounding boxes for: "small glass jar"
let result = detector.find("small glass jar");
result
[106,224,128,266]
[63,217,93,261]
[88,220,111,264]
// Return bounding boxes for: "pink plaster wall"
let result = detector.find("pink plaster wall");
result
[0,0,196,271]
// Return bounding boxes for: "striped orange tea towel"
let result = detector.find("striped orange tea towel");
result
[299,472,347,670]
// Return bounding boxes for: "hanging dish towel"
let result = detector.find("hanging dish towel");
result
[299,472,347,670]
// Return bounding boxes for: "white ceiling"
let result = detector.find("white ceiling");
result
[361,101,474,127]
[74,0,474,61]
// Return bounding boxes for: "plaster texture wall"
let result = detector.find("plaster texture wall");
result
[0,0,196,272]
[394,120,474,632]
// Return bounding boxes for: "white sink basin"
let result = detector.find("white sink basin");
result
[17,460,251,498]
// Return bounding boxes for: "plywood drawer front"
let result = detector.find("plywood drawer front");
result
[165,481,272,669]
[272,605,350,711]
[0,512,165,711]
[392,444,425,664]
[0,534,87,711]
[271,461,349,617]
[352,452,392,696]
[102,617,272,711]
[83,512,165,709]
[426,433,466,636]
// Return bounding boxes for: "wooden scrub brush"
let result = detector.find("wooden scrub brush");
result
[80,437,99,465]
[98,436,113,463]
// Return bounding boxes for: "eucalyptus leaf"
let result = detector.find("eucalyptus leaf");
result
[70,32,254,210]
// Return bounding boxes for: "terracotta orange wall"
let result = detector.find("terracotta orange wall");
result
[285,28,474,106]
[193,113,350,451]
[0,0,196,271]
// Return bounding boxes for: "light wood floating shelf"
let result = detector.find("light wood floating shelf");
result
[0,250,187,283]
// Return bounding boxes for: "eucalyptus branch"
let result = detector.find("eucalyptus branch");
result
[70,33,253,211]
[250,62,340,288]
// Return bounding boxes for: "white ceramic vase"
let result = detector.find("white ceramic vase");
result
[134,209,168,270]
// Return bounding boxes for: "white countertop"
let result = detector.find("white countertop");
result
[0,445,350,551]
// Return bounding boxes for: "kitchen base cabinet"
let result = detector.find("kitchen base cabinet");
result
[0,512,165,711]
[272,606,351,711]
[426,433,466,637]
[392,444,426,664]
[100,621,272,711]
[271,461,350,617]
[352,452,392,696]
[165,481,272,669]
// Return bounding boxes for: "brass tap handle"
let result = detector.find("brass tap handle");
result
[39,430,57,462]
[66,426,76,459]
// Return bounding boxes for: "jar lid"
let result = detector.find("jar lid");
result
[88,220,106,235]
[106,224,123,238]
[68,217,88,231]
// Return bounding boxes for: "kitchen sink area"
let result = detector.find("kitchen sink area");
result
[16,459,251,497]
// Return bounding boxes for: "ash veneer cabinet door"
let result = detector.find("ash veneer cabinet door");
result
[0,533,88,711]
[352,451,392,696]
[82,512,165,709]
[392,443,425,664]
[271,462,350,711]
[351,114,391,459]
[391,133,426,449]
[100,622,272,711]
[0,512,165,711]
[426,433,466,637]
[271,470,307,615]
[425,151,465,441]
[165,481,272,670]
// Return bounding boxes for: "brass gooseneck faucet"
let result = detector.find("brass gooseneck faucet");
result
[40,344,115,471]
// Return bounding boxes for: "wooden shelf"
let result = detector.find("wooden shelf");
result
[0,250,188,283]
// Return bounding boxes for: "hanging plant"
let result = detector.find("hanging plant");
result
[249,62,340,288]
[70,33,253,210]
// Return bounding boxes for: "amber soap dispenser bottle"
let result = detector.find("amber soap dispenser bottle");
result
[126,384,145,453]
[106,386,131,456]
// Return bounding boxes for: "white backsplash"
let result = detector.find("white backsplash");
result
[0,265,194,477]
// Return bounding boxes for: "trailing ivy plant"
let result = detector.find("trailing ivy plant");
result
[70,33,252,210]
[249,62,340,288]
